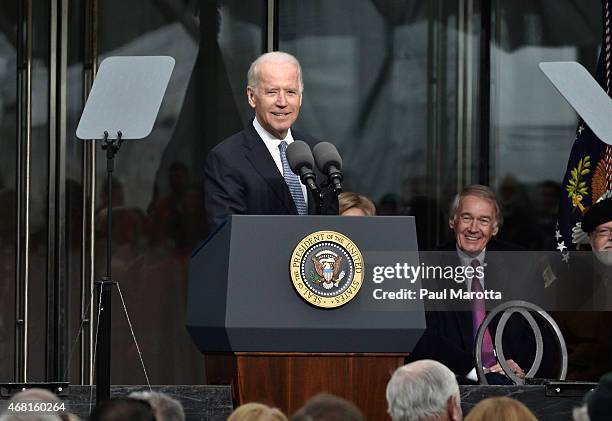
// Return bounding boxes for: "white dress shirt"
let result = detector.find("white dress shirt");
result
[252,118,308,206]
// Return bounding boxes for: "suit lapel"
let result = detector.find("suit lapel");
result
[438,247,475,350]
[242,124,297,214]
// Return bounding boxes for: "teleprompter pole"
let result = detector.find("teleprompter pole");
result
[95,130,122,404]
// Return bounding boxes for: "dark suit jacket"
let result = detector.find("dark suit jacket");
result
[204,123,339,233]
[407,239,548,378]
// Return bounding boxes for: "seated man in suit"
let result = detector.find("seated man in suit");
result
[408,184,543,383]
[204,51,338,233]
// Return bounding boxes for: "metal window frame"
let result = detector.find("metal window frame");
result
[81,0,98,386]
[15,0,32,383]
[267,0,278,52]
[46,0,69,382]
[14,0,98,384]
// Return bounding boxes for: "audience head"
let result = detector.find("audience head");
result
[574,372,612,421]
[339,192,376,216]
[290,393,363,421]
[227,403,288,421]
[582,195,612,265]
[8,388,62,403]
[464,397,536,421]
[0,388,66,421]
[129,391,184,421]
[89,397,155,421]
[449,185,502,256]
[386,360,462,421]
[0,414,62,421]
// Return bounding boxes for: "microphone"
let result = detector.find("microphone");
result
[312,142,343,193]
[286,140,319,193]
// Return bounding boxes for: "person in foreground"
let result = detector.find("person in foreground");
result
[290,393,363,421]
[573,371,612,421]
[204,51,338,233]
[386,360,462,421]
[227,403,288,421]
[464,397,537,421]
[129,391,185,421]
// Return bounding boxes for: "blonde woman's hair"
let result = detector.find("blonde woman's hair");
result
[227,403,288,421]
[339,192,376,216]
[464,397,537,421]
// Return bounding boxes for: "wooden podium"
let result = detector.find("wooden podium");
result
[205,353,406,419]
[187,215,424,419]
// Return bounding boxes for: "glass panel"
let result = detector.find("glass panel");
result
[65,2,85,383]
[96,0,265,384]
[490,0,601,250]
[27,0,51,381]
[0,2,18,382]
[279,0,460,249]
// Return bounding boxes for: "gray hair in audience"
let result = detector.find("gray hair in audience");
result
[0,415,62,421]
[129,391,185,421]
[448,184,503,228]
[572,405,590,421]
[0,388,65,421]
[247,51,304,93]
[386,360,460,421]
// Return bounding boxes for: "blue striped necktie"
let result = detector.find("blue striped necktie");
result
[279,141,307,215]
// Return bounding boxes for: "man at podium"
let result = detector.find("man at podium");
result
[204,51,338,233]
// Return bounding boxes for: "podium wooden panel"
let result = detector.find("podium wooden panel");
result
[205,353,406,419]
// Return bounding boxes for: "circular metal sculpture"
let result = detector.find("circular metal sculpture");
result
[474,300,568,385]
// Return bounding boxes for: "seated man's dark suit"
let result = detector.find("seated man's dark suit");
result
[407,238,551,381]
[204,123,338,233]
[552,253,612,380]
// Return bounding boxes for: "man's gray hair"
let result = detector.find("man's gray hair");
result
[0,388,64,421]
[573,404,590,421]
[0,415,62,421]
[247,51,304,93]
[448,184,503,228]
[386,360,460,421]
[129,391,185,421]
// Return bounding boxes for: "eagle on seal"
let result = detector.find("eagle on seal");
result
[312,253,343,290]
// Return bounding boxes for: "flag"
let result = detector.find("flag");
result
[557,0,612,258]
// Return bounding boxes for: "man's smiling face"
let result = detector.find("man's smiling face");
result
[590,221,612,266]
[247,61,302,139]
[449,194,499,256]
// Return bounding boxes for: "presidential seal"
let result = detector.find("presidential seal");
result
[290,231,364,308]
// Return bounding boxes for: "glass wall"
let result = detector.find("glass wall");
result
[25,0,51,381]
[65,1,86,383]
[489,0,601,250]
[95,0,265,384]
[0,2,18,382]
[1,0,608,383]
[279,0,464,249]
